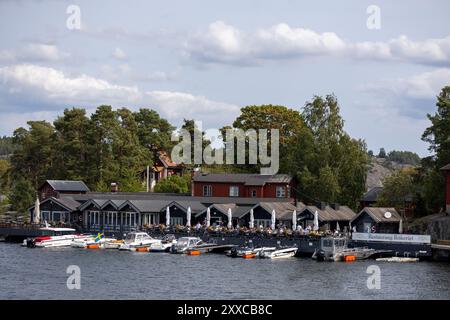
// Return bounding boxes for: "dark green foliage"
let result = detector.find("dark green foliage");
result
[387,150,421,165]
[153,174,191,193]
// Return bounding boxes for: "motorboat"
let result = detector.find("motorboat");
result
[312,236,384,262]
[228,245,277,258]
[71,234,117,248]
[258,246,298,259]
[118,232,159,251]
[149,234,177,252]
[103,239,124,249]
[170,237,216,254]
[23,227,90,248]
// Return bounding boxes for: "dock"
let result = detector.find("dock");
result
[431,240,450,261]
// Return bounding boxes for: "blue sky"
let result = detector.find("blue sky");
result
[0,0,449,156]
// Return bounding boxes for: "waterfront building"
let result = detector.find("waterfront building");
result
[191,173,295,199]
[350,207,401,234]
[297,203,356,231]
[38,180,90,201]
[360,187,383,208]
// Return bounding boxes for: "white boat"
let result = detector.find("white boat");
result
[71,235,117,248]
[24,227,90,248]
[103,239,124,249]
[376,257,419,263]
[170,237,215,254]
[258,246,298,259]
[149,234,177,252]
[118,232,160,251]
[228,246,276,258]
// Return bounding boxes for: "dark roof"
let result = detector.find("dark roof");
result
[351,207,401,223]
[45,180,90,192]
[29,196,81,212]
[192,173,292,186]
[440,164,450,171]
[299,205,356,222]
[361,187,383,202]
[238,201,298,220]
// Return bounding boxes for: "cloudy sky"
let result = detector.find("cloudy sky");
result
[0,0,449,156]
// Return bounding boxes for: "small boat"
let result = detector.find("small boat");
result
[228,246,277,258]
[71,234,117,249]
[103,239,124,249]
[149,234,177,252]
[170,237,216,254]
[376,257,419,263]
[23,227,91,248]
[258,246,298,259]
[118,232,159,251]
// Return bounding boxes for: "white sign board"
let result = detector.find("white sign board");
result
[352,232,431,244]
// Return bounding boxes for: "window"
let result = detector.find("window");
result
[276,186,286,198]
[251,189,257,197]
[229,186,239,197]
[254,219,271,228]
[170,217,184,225]
[203,185,212,197]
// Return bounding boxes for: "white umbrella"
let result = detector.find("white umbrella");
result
[165,206,170,226]
[271,210,276,230]
[249,208,254,229]
[227,208,233,229]
[399,219,403,234]
[292,210,297,230]
[336,221,340,232]
[33,196,40,224]
[186,206,191,227]
[206,207,211,228]
[313,210,319,231]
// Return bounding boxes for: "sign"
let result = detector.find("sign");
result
[352,232,431,244]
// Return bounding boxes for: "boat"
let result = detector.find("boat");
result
[103,239,124,249]
[258,246,298,259]
[227,245,277,258]
[376,257,419,263]
[71,234,117,249]
[312,236,391,262]
[23,227,91,248]
[170,237,217,254]
[118,232,159,251]
[149,234,177,252]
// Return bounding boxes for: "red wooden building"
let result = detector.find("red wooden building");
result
[191,173,295,199]
[442,164,450,214]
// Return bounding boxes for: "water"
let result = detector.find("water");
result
[0,243,449,300]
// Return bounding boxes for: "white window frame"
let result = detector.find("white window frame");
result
[276,186,286,198]
[229,185,239,197]
[203,185,212,197]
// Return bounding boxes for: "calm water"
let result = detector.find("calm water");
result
[0,243,449,300]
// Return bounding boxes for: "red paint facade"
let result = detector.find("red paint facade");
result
[192,181,295,199]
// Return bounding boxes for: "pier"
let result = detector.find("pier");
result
[431,240,450,261]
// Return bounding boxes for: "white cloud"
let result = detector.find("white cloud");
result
[361,68,450,99]
[184,21,450,66]
[0,64,239,134]
[0,43,69,64]
[112,47,127,60]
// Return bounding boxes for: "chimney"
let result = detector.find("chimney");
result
[316,201,327,210]
[330,203,340,211]
[111,182,118,193]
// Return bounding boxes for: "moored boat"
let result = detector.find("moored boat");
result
[149,234,177,252]
[170,237,217,254]
[23,227,90,248]
[258,246,298,259]
[118,232,159,251]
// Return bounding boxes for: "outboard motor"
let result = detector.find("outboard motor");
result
[26,238,36,248]
[230,247,238,258]
[316,249,326,262]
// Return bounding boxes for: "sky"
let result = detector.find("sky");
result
[0,0,449,157]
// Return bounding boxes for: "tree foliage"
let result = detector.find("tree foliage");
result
[377,168,417,209]
[387,150,421,165]
[153,174,191,193]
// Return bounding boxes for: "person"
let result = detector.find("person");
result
[195,222,201,231]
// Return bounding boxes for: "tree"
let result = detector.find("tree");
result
[377,168,417,213]
[134,108,175,152]
[295,94,369,208]
[420,86,450,213]
[153,175,191,193]
[8,176,35,214]
[368,150,374,157]
[378,148,386,158]
[52,108,90,180]
[387,150,421,165]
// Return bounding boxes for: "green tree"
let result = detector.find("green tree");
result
[377,168,417,213]
[153,174,191,193]
[134,108,175,152]
[52,108,90,180]
[378,148,386,158]
[387,150,421,165]
[9,176,35,213]
[420,86,450,213]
